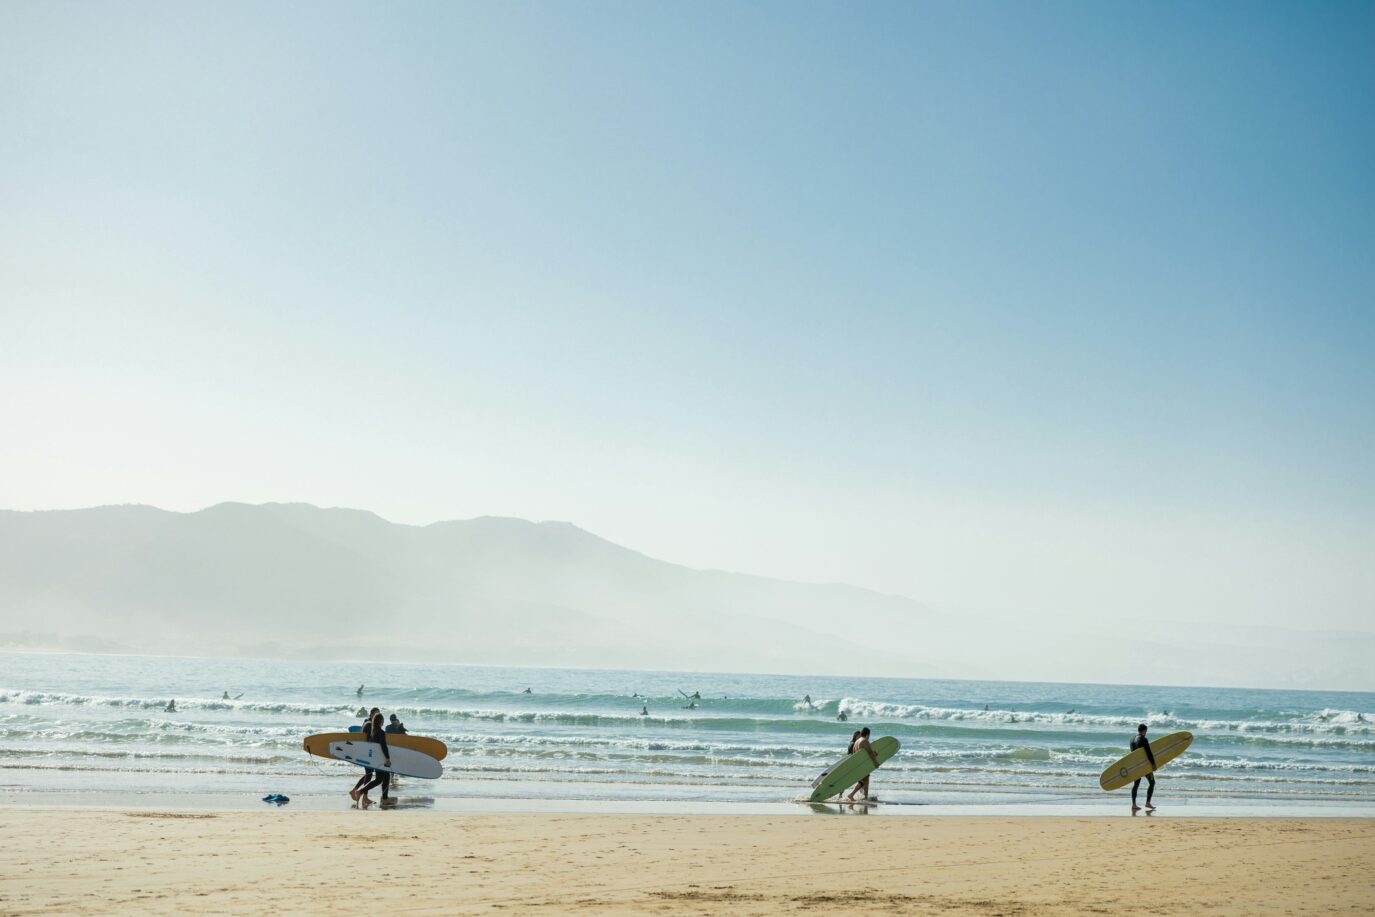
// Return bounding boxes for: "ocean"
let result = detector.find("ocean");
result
[2,652,1372,813]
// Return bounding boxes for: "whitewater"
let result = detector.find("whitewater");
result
[2,652,1372,810]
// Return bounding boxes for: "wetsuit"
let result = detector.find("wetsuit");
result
[1130,734,1156,806]
[352,722,375,795]
[360,725,392,799]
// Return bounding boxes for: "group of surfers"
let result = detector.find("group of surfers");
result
[348,707,408,806]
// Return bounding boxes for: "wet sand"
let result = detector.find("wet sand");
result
[2,807,1371,915]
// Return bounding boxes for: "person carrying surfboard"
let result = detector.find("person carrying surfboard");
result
[1131,723,1157,812]
[350,708,383,801]
[846,728,880,801]
[353,712,393,803]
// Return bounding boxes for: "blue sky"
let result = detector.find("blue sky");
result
[2,2,1372,632]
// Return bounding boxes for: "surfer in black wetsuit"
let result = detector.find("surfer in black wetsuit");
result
[1131,723,1156,812]
[350,708,383,802]
[356,712,392,803]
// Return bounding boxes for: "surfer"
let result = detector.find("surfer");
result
[679,690,700,700]
[355,706,368,718]
[385,714,406,734]
[164,699,176,713]
[640,706,649,716]
[683,701,698,709]
[356,684,364,697]
[837,711,848,722]
[353,713,393,803]
[523,688,532,694]
[1131,723,1157,812]
[846,728,879,802]
[222,691,230,700]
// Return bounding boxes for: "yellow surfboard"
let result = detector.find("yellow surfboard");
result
[1099,731,1192,791]
[304,732,448,762]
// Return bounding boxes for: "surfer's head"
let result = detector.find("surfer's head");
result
[860,727,871,737]
[1138,724,1148,734]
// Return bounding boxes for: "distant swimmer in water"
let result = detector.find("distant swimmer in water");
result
[356,685,364,697]
[523,688,532,694]
[1131,723,1157,813]
[222,692,230,700]
[632,692,641,698]
[837,711,849,722]
[679,690,700,700]
[355,706,368,718]
[1066,709,1076,715]
[983,705,989,711]
[164,699,176,713]
[640,706,649,716]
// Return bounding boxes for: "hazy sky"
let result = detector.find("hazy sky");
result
[3,2,1372,633]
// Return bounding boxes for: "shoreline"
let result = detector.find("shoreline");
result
[5,789,1375,819]
[2,806,1372,915]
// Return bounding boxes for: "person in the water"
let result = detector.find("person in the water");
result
[837,711,848,722]
[1131,723,1157,812]
[640,706,649,716]
[164,699,176,713]
[356,684,364,697]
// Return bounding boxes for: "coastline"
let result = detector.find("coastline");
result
[3,807,1372,915]
[6,787,1375,819]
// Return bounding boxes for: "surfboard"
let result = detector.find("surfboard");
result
[304,732,448,761]
[1099,731,1193,791]
[328,740,443,779]
[808,736,900,802]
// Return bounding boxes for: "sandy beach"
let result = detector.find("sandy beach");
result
[2,808,1371,915]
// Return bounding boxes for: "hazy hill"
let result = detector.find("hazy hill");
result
[0,503,937,675]
[2,503,1371,689]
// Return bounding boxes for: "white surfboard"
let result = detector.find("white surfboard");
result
[328,740,443,779]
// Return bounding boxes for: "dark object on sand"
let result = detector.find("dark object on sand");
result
[262,793,290,805]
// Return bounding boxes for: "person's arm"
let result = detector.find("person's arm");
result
[1144,741,1157,769]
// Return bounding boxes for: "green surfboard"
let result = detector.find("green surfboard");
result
[809,736,900,802]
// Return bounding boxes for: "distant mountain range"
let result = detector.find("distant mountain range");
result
[1,503,1371,690]
[0,503,939,675]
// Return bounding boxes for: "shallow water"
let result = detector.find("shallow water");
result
[2,652,1372,811]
